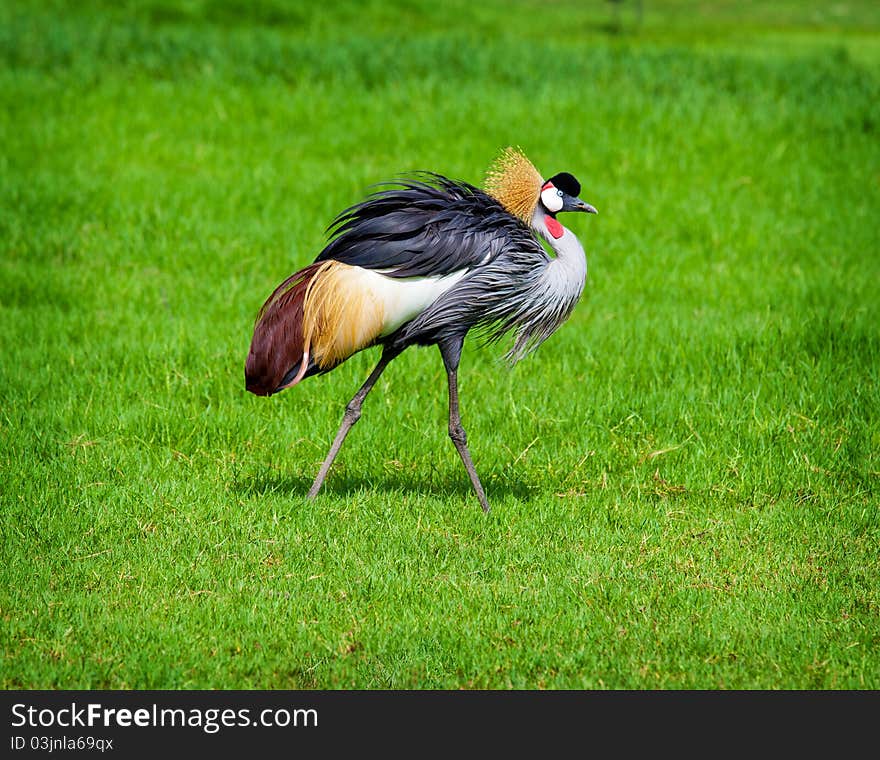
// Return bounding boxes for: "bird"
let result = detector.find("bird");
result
[244,147,597,512]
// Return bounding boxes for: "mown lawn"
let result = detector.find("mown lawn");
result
[1,0,878,688]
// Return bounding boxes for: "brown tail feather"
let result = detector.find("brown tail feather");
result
[245,262,324,396]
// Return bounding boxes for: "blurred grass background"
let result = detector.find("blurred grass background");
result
[1,0,878,688]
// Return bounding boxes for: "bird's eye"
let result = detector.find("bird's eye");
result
[556,189,563,197]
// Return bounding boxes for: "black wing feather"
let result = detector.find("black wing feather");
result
[315,173,535,278]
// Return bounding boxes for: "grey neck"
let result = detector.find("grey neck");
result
[530,205,588,283]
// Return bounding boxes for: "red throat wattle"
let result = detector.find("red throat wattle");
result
[545,216,564,239]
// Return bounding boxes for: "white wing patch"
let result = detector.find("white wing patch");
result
[371,269,469,336]
[301,264,468,368]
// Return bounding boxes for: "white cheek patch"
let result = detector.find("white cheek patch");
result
[541,185,563,213]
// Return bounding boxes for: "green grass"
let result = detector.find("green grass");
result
[1,0,878,689]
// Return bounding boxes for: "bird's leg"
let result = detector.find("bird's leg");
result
[439,340,490,513]
[307,348,398,499]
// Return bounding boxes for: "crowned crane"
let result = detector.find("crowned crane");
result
[245,147,597,512]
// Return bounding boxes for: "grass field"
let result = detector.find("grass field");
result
[1,0,878,689]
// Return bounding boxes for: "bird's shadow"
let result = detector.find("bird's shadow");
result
[233,466,539,504]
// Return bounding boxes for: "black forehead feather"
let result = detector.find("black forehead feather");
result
[547,172,581,197]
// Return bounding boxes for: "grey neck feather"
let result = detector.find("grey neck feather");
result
[530,205,588,286]
[396,204,590,365]
[463,203,589,364]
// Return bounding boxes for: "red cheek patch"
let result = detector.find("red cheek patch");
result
[545,217,564,239]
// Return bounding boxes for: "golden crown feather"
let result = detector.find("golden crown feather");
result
[483,146,544,223]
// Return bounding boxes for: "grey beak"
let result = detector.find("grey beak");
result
[577,200,598,214]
